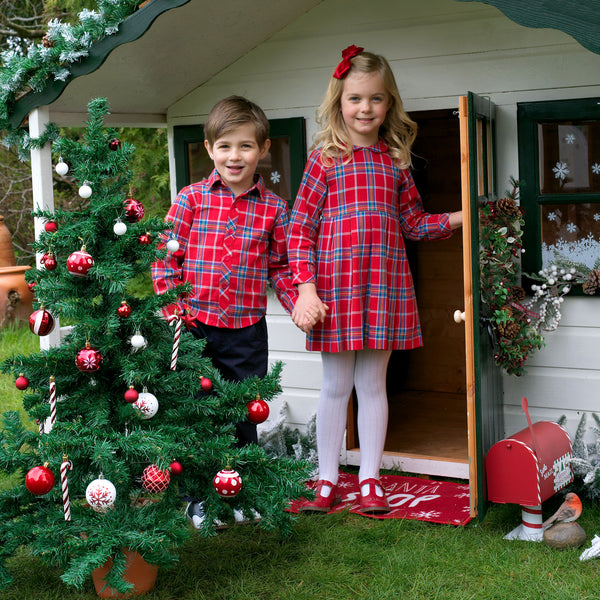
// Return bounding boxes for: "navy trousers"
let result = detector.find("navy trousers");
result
[189,317,269,445]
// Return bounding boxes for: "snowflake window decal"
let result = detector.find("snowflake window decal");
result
[270,171,281,184]
[566,222,578,234]
[553,161,569,180]
[547,211,558,222]
[565,133,576,144]
[592,163,600,175]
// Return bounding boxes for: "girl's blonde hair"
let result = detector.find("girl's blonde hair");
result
[313,51,416,168]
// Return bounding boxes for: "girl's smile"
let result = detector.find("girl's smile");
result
[340,71,391,147]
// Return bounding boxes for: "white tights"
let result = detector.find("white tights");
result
[317,349,392,485]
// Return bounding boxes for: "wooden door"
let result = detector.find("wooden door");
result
[459,92,504,518]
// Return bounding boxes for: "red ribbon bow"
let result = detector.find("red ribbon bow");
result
[333,45,364,79]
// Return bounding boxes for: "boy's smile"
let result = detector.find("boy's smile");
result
[205,123,270,197]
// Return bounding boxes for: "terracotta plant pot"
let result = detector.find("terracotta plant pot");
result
[91,548,158,599]
[0,265,33,325]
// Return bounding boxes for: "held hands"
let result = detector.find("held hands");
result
[292,282,329,333]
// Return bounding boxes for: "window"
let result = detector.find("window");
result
[173,117,306,208]
[517,98,600,283]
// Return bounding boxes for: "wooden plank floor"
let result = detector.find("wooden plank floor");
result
[384,390,468,461]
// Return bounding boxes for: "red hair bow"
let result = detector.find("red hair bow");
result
[333,45,364,79]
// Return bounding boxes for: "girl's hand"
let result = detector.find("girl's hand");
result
[292,283,329,332]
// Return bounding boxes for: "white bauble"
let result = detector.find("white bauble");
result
[85,477,117,512]
[55,161,69,176]
[130,333,146,349]
[133,392,159,419]
[113,220,127,236]
[78,183,92,198]
[166,238,180,252]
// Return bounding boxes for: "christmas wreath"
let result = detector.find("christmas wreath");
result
[480,179,599,376]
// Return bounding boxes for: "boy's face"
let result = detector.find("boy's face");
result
[205,122,270,197]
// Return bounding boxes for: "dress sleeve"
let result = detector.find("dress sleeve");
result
[287,150,328,284]
[398,170,453,241]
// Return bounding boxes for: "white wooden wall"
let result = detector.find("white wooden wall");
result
[167,0,600,437]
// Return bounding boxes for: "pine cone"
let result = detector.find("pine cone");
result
[583,269,600,295]
[500,305,513,318]
[510,286,526,302]
[497,320,520,340]
[42,35,54,48]
[496,197,521,218]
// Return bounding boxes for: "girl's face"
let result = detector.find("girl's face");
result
[340,71,391,147]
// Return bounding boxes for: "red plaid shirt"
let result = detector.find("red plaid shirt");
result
[152,170,298,328]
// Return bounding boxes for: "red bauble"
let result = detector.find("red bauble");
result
[169,461,183,476]
[246,396,270,424]
[15,374,29,390]
[108,138,121,151]
[75,343,103,372]
[124,386,139,403]
[67,247,94,277]
[213,469,242,497]
[41,253,57,271]
[44,220,58,233]
[200,376,213,392]
[124,197,145,223]
[27,280,36,293]
[25,464,55,495]
[29,308,55,336]
[117,301,131,318]
[141,465,170,493]
[138,233,152,245]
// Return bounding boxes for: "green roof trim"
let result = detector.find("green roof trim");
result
[9,0,190,129]
[456,0,600,56]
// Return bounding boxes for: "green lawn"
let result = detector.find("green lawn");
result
[2,324,600,600]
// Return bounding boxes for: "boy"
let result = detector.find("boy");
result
[152,96,306,527]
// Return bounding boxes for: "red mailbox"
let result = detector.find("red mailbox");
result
[485,398,573,541]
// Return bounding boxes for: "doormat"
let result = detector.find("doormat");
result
[288,471,472,526]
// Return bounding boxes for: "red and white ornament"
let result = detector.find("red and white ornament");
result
[117,301,131,318]
[246,395,270,424]
[213,469,242,497]
[67,246,94,277]
[124,386,139,403]
[85,477,117,512]
[169,461,183,476]
[29,308,55,336]
[139,232,152,245]
[124,197,145,223]
[44,220,58,233]
[141,464,170,493]
[41,252,57,271]
[75,343,103,372]
[60,458,73,521]
[133,391,159,419]
[15,373,29,390]
[25,464,55,495]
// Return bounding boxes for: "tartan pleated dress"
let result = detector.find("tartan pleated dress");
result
[288,140,453,353]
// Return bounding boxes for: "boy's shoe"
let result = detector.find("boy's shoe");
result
[233,508,262,524]
[298,479,342,512]
[358,478,390,513]
[186,501,206,529]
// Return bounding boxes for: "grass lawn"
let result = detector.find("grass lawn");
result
[2,324,600,599]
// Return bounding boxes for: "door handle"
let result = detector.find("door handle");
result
[453,309,465,323]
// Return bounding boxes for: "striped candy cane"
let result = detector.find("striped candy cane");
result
[61,457,73,521]
[49,376,57,430]
[168,312,182,371]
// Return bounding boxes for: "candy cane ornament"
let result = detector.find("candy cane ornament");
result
[60,457,73,521]
[49,376,57,431]
[168,312,182,371]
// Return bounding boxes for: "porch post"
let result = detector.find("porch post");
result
[29,106,61,349]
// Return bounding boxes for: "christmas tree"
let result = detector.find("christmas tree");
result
[0,98,310,595]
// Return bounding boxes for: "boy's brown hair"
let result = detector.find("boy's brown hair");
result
[204,96,270,147]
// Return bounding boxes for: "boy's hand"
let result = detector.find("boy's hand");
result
[292,283,329,333]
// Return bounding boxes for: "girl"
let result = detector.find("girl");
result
[288,46,462,514]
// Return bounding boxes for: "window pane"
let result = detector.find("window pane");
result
[538,121,600,194]
[541,202,600,268]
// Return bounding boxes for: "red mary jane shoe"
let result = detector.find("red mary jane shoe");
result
[359,478,390,513]
[298,479,342,512]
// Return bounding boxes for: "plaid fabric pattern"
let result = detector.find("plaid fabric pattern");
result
[288,141,453,352]
[152,169,297,328]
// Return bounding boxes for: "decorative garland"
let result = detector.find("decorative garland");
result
[0,0,141,159]
[480,179,599,376]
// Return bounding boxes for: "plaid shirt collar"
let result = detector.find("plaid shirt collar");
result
[206,168,267,199]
